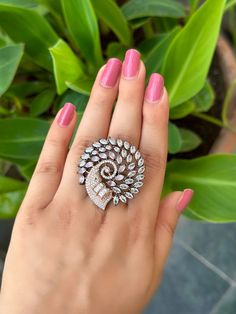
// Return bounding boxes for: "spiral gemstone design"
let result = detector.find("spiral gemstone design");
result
[78,138,145,210]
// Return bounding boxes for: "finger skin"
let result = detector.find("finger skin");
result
[21,104,77,211]
[57,59,122,197]
[109,57,146,147]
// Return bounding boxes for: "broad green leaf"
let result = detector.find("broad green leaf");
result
[193,81,215,112]
[61,0,103,68]
[166,154,236,222]
[36,0,62,13]
[0,3,58,70]
[0,44,24,96]
[30,89,55,116]
[0,0,37,7]
[168,122,182,154]
[106,42,126,59]
[66,78,94,96]
[0,175,27,219]
[129,17,150,29]
[162,0,226,107]
[55,90,88,113]
[0,118,49,160]
[122,0,185,20]
[18,160,36,180]
[145,27,180,77]
[225,0,236,10]
[49,39,85,95]
[179,128,202,152]
[170,101,196,119]
[7,81,50,98]
[91,0,131,46]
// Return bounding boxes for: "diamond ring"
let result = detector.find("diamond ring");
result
[78,138,145,210]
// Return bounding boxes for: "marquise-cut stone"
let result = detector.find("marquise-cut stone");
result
[113,186,121,193]
[131,187,139,194]
[126,154,132,163]
[128,170,136,177]
[115,174,124,181]
[136,174,144,181]
[138,158,144,167]
[120,184,129,190]
[117,139,123,147]
[113,195,119,205]
[125,178,134,185]
[128,162,135,170]
[80,160,86,167]
[85,146,93,153]
[119,194,127,203]
[99,153,107,159]
[124,141,130,150]
[91,150,98,155]
[118,165,126,173]
[109,138,116,145]
[138,166,145,174]
[109,151,116,160]
[91,156,99,162]
[106,145,112,150]
[85,162,93,168]
[79,175,85,184]
[107,180,116,187]
[79,167,86,174]
[116,155,122,164]
[93,142,101,148]
[99,147,106,152]
[100,139,108,145]
[114,146,120,153]
[81,153,90,160]
[135,151,141,160]
[130,145,136,154]
[134,181,143,188]
[121,149,127,158]
[125,192,133,199]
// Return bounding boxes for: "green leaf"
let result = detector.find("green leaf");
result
[66,78,94,96]
[0,3,58,70]
[30,89,55,116]
[18,160,36,180]
[168,122,182,154]
[145,27,180,77]
[55,90,88,113]
[166,154,236,222]
[106,42,126,59]
[179,128,202,152]
[7,81,50,98]
[0,118,50,160]
[61,0,103,68]
[170,101,196,119]
[225,0,236,10]
[0,175,27,219]
[91,0,131,46]
[161,0,226,107]
[0,44,24,96]
[0,0,37,7]
[193,80,215,112]
[122,0,185,20]
[49,39,85,95]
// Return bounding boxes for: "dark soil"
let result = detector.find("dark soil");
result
[173,53,226,159]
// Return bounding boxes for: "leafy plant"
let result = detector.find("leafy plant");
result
[0,0,236,222]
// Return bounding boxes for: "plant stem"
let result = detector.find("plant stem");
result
[143,20,154,39]
[192,112,225,128]
[190,0,201,15]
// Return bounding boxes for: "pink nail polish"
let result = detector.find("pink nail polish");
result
[100,58,122,88]
[123,49,140,78]
[145,73,164,103]
[177,189,194,212]
[57,103,75,127]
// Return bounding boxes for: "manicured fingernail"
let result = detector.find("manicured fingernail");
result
[100,58,122,88]
[177,189,194,212]
[57,102,75,127]
[145,73,164,103]
[123,48,140,78]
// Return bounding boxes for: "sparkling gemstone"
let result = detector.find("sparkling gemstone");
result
[100,138,108,145]
[136,174,144,180]
[131,187,139,194]
[106,145,112,150]
[109,138,116,145]
[138,166,145,174]
[85,161,93,168]
[119,194,127,203]
[79,176,85,184]
[128,170,136,177]
[99,147,106,152]
[115,174,124,181]
[117,139,123,147]
[99,153,107,159]
[91,156,99,162]
[135,151,141,160]
[79,160,86,167]
[79,167,86,174]
[121,149,127,158]
[134,181,143,188]
[93,142,101,148]
[125,178,134,185]
[107,180,116,187]
[116,155,122,164]
[113,195,119,205]
[128,162,135,170]
[138,158,144,167]
[124,141,130,150]
[126,154,132,163]
[113,186,121,193]
[91,150,98,155]
[120,184,129,190]
[130,145,136,154]
[85,146,93,153]
[109,151,116,160]
[114,146,120,153]
[81,153,90,160]
[118,165,126,173]
[125,192,133,199]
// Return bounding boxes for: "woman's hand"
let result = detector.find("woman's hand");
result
[0,49,193,314]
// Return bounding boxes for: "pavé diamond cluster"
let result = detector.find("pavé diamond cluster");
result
[78,138,145,210]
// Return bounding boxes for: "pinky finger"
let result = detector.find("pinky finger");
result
[149,189,194,294]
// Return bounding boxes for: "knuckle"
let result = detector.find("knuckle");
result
[90,89,111,107]
[71,136,95,154]
[141,149,166,173]
[35,161,62,175]
[156,219,176,239]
